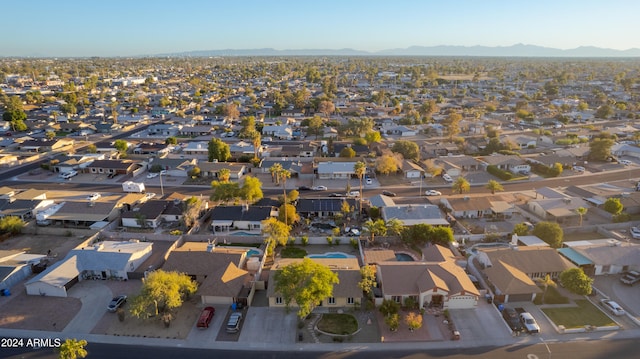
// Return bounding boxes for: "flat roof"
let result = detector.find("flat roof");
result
[557,248,594,266]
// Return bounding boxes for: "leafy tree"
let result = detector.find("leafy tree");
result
[485,179,504,194]
[375,154,400,175]
[430,226,455,246]
[452,176,470,194]
[363,218,387,244]
[443,111,462,141]
[278,203,300,225]
[181,196,201,229]
[274,258,339,319]
[391,140,420,161]
[286,189,299,203]
[513,223,530,236]
[588,137,615,161]
[339,146,356,158]
[218,168,231,183]
[401,224,453,247]
[223,103,240,119]
[269,163,283,184]
[385,313,400,331]
[57,338,88,359]
[307,115,324,140]
[532,221,564,248]
[576,207,588,226]
[187,166,200,178]
[2,95,27,123]
[358,265,376,297]
[364,130,382,144]
[46,131,56,140]
[379,299,400,317]
[239,116,258,139]
[404,312,423,332]
[129,270,197,319]
[386,218,404,237]
[595,104,614,119]
[210,181,240,203]
[208,138,231,162]
[318,100,335,118]
[87,144,97,153]
[114,139,128,155]
[262,217,291,257]
[603,198,623,215]
[241,175,263,203]
[165,137,177,145]
[0,216,24,235]
[534,274,557,304]
[559,268,593,295]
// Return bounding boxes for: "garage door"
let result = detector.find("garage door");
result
[64,275,79,290]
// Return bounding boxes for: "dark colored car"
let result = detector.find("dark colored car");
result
[196,306,215,328]
[329,193,345,197]
[502,307,523,332]
[297,186,311,191]
[382,190,396,197]
[107,295,127,312]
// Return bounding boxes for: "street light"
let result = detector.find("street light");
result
[159,172,164,196]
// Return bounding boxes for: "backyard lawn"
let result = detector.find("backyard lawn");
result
[542,299,616,329]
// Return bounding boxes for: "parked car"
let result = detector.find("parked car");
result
[382,190,396,197]
[297,186,311,191]
[86,193,101,201]
[620,270,640,285]
[442,174,453,183]
[573,166,585,172]
[59,170,78,179]
[425,190,442,196]
[519,312,540,334]
[630,227,640,239]
[196,306,215,328]
[147,172,159,179]
[329,193,345,197]
[365,178,373,185]
[502,307,524,332]
[107,295,127,312]
[600,299,625,316]
[226,312,243,333]
[620,159,632,166]
[348,191,360,197]
[312,186,327,191]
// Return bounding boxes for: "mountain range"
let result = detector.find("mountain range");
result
[160,44,640,58]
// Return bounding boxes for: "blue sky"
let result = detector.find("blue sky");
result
[2,0,639,57]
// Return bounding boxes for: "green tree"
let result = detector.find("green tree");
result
[379,299,400,317]
[404,312,423,332]
[358,265,376,298]
[269,163,283,184]
[363,218,387,244]
[588,137,615,161]
[534,274,557,304]
[208,138,231,162]
[354,161,366,216]
[364,130,382,144]
[452,176,470,194]
[57,338,88,359]
[391,140,420,161]
[274,258,339,319]
[210,181,240,203]
[46,131,56,140]
[129,270,197,320]
[240,175,264,203]
[603,198,623,215]
[595,104,614,119]
[187,166,200,178]
[375,154,400,175]
[485,179,504,194]
[239,116,258,139]
[443,111,462,141]
[513,223,530,236]
[430,226,455,246]
[218,168,231,183]
[307,115,324,140]
[114,139,128,155]
[559,268,593,295]
[532,221,564,248]
[262,217,291,257]
[576,207,588,226]
[87,144,97,153]
[386,218,404,237]
[385,313,400,331]
[2,96,27,126]
[165,137,178,145]
[339,146,356,158]
[278,203,300,225]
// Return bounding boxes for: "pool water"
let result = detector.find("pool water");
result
[229,231,260,236]
[247,249,262,257]
[395,253,414,261]
[307,252,356,259]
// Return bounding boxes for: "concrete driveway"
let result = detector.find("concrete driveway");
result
[63,280,113,333]
[239,307,298,347]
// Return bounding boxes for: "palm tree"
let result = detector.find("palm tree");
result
[485,179,504,195]
[57,338,88,359]
[452,176,470,194]
[218,168,231,183]
[269,163,283,184]
[251,132,261,161]
[363,218,387,245]
[576,207,588,226]
[279,169,291,225]
[354,161,366,217]
[535,274,557,304]
[385,218,404,237]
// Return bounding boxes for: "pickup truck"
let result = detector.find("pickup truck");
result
[620,270,640,286]
[516,308,540,334]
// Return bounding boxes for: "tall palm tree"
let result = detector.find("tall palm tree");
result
[218,168,231,183]
[385,218,404,238]
[354,161,367,217]
[452,176,470,194]
[363,218,387,245]
[535,274,557,304]
[279,169,291,225]
[269,163,283,184]
[485,179,504,195]
[576,207,588,226]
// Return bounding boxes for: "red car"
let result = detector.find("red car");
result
[196,306,215,328]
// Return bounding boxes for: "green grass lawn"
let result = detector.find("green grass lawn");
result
[542,300,616,329]
[563,231,606,242]
[280,246,307,258]
[533,286,570,305]
[316,313,358,335]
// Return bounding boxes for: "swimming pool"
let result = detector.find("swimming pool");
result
[307,252,356,259]
[395,253,415,261]
[247,249,263,257]
[229,231,260,236]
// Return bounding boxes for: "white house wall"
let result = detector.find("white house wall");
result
[26,281,68,297]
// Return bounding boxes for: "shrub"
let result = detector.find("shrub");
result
[350,238,359,249]
[326,237,333,246]
[487,165,513,180]
[301,236,309,246]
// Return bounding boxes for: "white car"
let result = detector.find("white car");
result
[442,174,453,183]
[630,227,640,239]
[146,172,159,179]
[425,190,442,196]
[59,170,78,179]
[573,166,585,172]
[348,191,360,197]
[600,299,625,316]
[365,178,373,185]
[620,159,632,166]
[312,186,327,191]
[87,193,101,201]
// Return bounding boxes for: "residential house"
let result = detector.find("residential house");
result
[19,139,74,152]
[25,240,153,297]
[368,194,396,209]
[182,141,209,157]
[83,159,142,176]
[502,134,537,149]
[375,245,479,309]
[611,143,640,159]
[385,125,417,137]
[210,205,276,232]
[46,201,121,228]
[440,196,515,220]
[162,242,252,306]
[147,123,181,137]
[94,122,122,133]
[267,257,362,309]
[527,196,590,224]
[179,125,213,137]
[0,250,48,292]
[317,161,357,179]
[198,162,247,180]
[262,125,293,140]
[478,154,530,174]
[560,239,640,277]
[401,160,423,178]
[229,141,259,159]
[381,205,449,226]
[133,142,171,157]
[296,198,357,218]
[149,158,197,177]
[122,200,172,229]
[0,198,54,221]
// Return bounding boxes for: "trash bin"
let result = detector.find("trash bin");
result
[485,294,492,304]
[298,332,304,341]
[452,330,461,340]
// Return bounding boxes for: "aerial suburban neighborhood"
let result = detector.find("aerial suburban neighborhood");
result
[1,55,640,356]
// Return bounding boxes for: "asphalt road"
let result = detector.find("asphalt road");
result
[2,338,638,359]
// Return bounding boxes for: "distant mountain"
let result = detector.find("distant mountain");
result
[160,44,640,57]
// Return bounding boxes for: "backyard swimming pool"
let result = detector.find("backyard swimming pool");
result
[229,231,260,236]
[395,253,415,261]
[307,252,356,259]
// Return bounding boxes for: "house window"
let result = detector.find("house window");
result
[328,297,336,305]
[275,297,283,304]
[347,297,354,305]
[392,296,402,303]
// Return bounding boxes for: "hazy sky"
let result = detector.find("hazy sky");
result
[2,0,639,57]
